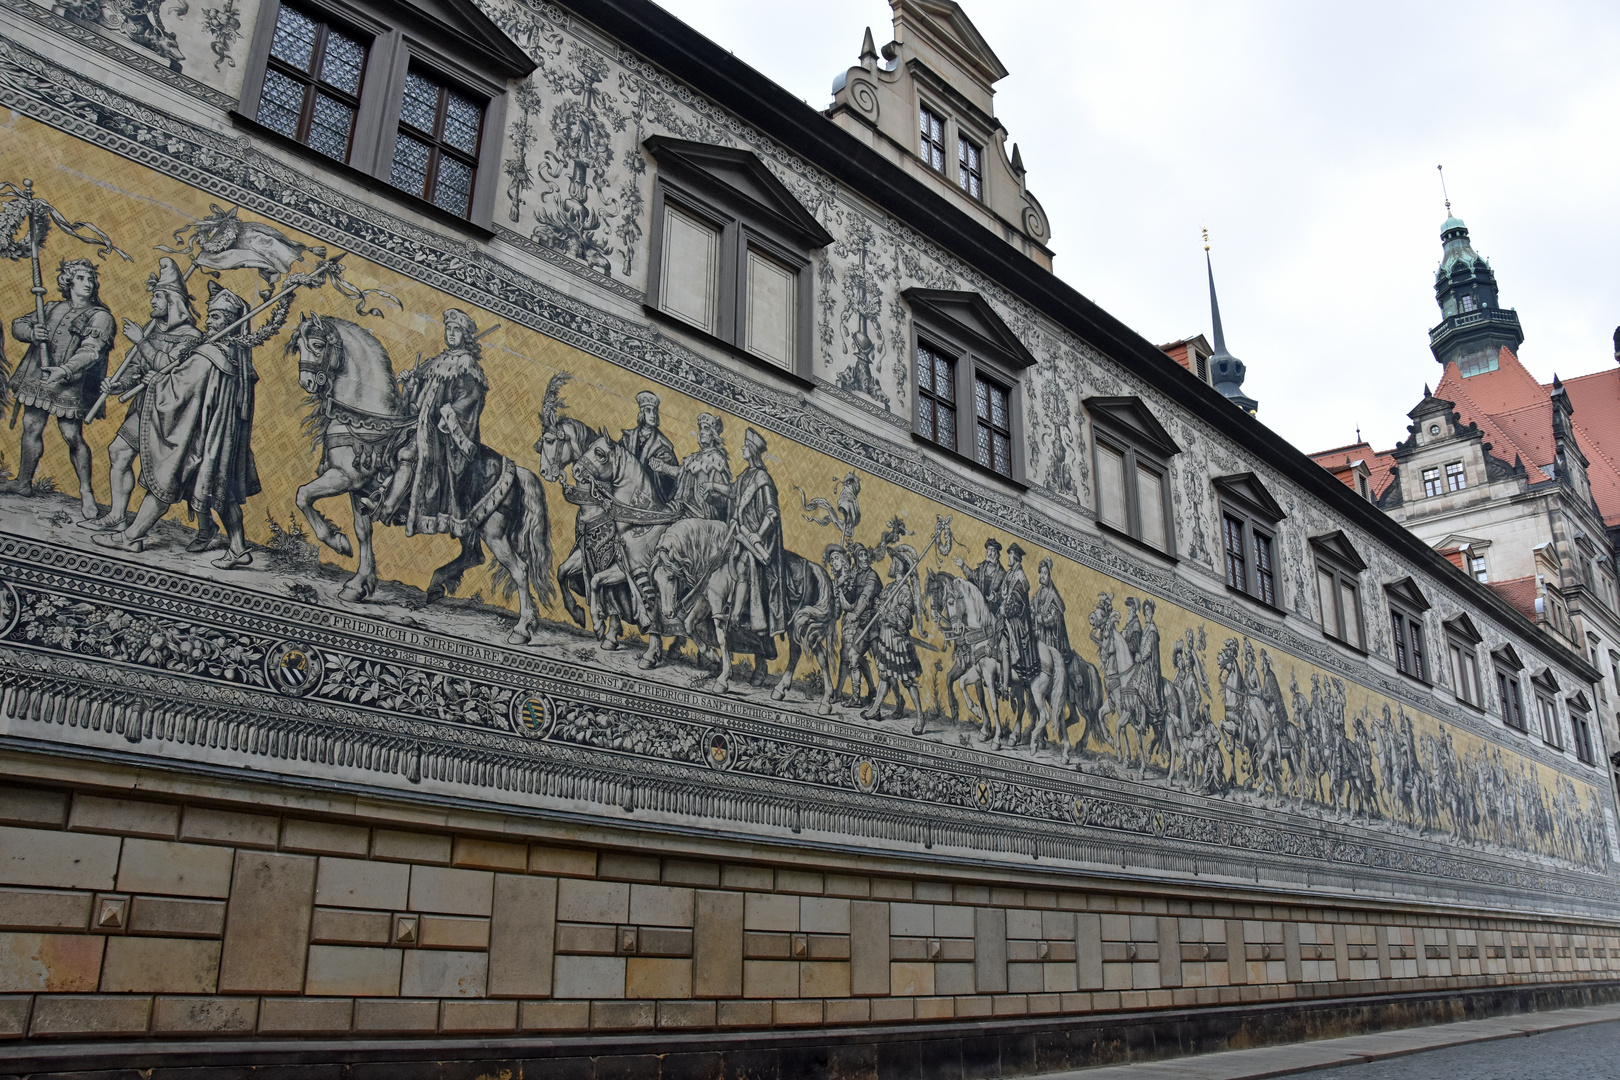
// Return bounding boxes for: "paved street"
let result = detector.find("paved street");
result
[1275,1017,1620,1079]
[1039,1003,1620,1080]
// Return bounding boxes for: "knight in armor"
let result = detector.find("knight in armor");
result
[82,257,201,536]
[833,540,881,705]
[727,428,785,636]
[1,258,114,518]
[374,309,486,535]
[954,536,1005,609]
[622,390,680,506]
[994,542,1039,692]
[671,412,730,520]
[861,545,925,733]
[92,281,260,566]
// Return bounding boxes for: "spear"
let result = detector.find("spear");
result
[10,182,47,429]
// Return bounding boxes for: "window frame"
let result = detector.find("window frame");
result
[905,288,1035,487]
[1421,466,1442,497]
[1310,531,1367,651]
[1444,614,1485,710]
[1532,669,1564,749]
[918,101,948,175]
[957,132,983,200]
[1494,645,1528,732]
[643,137,833,385]
[236,0,524,231]
[1386,577,1432,684]
[1085,397,1183,558]
[1212,473,1285,611]
[1568,692,1596,765]
[255,3,370,162]
[386,66,486,219]
[1445,460,1467,492]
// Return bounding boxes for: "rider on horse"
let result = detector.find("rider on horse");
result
[372,308,486,536]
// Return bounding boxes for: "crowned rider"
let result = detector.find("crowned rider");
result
[622,390,680,507]
[83,257,202,536]
[374,308,486,536]
[727,428,785,637]
[671,412,730,520]
[1,258,114,518]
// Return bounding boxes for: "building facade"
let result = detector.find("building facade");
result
[0,0,1616,1072]
[1311,215,1620,815]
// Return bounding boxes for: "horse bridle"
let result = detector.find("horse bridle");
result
[296,317,340,392]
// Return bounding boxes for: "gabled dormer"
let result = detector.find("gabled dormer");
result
[828,0,1053,269]
[1391,386,1491,507]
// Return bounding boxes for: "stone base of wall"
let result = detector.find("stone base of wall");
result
[8,981,1620,1078]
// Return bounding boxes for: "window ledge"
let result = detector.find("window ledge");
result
[1319,630,1367,657]
[1394,669,1432,689]
[641,304,815,390]
[909,430,1029,493]
[1224,583,1285,619]
[1096,519,1176,564]
[1455,697,1486,714]
[229,110,495,240]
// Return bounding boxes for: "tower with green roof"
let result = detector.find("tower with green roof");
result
[1428,214,1524,376]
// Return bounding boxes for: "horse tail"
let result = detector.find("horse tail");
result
[514,466,554,607]
[790,558,835,657]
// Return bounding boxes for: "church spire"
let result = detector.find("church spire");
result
[1203,233,1257,416]
[1427,189,1523,377]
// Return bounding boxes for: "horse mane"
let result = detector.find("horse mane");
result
[541,372,571,430]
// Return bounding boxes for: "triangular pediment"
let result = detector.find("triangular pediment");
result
[1385,576,1431,612]
[1082,397,1181,458]
[1531,668,1561,692]
[1211,472,1284,524]
[1569,690,1593,712]
[900,0,1008,84]
[1492,643,1524,671]
[644,137,834,249]
[401,0,533,79]
[1435,533,1491,552]
[1444,612,1483,644]
[903,288,1034,368]
[1308,531,1367,574]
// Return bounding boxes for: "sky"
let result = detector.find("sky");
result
[652,0,1620,454]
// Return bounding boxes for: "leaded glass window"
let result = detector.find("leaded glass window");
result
[1222,515,1245,591]
[973,373,1011,477]
[919,106,946,173]
[390,68,484,217]
[257,4,367,162]
[958,135,982,199]
[916,344,956,452]
[1446,461,1466,491]
[1422,466,1441,497]
[1253,531,1275,606]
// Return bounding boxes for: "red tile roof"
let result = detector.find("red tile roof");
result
[1559,367,1620,528]
[1307,442,1398,501]
[1486,574,1539,622]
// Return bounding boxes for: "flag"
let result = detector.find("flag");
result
[161,204,324,278]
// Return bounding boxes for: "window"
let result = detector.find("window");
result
[1498,671,1527,731]
[1532,671,1564,748]
[256,4,367,162]
[1445,461,1466,491]
[973,373,1012,477]
[1357,474,1370,499]
[390,69,483,217]
[1459,295,1477,313]
[1311,532,1366,649]
[1386,578,1430,682]
[906,289,1034,483]
[919,105,946,173]
[644,138,832,381]
[1086,397,1182,555]
[1445,615,1484,708]
[1422,466,1442,497]
[958,135,982,199]
[916,344,957,452]
[1571,698,1596,764]
[238,0,531,228]
[1470,554,1488,582]
[1214,473,1285,608]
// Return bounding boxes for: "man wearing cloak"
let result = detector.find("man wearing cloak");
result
[621,390,680,507]
[671,412,730,520]
[375,309,486,536]
[0,258,114,519]
[92,280,259,567]
[994,542,1040,690]
[727,428,785,637]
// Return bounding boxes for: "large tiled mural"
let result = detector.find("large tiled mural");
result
[0,0,1612,924]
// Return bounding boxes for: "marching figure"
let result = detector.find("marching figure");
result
[1,258,113,517]
[727,428,786,636]
[833,540,881,705]
[622,390,680,506]
[861,544,926,734]
[91,279,264,562]
[671,412,731,520]
[374,309,486,535]
[82,257,202,536]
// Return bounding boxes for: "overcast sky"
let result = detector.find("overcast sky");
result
[654,0,1620,454]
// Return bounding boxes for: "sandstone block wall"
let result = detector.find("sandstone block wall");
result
[3,769,1616,1041]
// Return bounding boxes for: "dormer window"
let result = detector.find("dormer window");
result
[1445,461,1466,492]
[1422,467,1441,497]
[957,135,982,199]
[919,105,946,173]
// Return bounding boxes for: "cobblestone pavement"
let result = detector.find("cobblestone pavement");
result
[1273,1016,1620,1079]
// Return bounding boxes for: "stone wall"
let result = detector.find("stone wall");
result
[4,766,1618,1043]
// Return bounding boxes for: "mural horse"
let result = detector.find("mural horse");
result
[924,570,1007,746]
[288,315,553,644]
[534,374,638,644]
